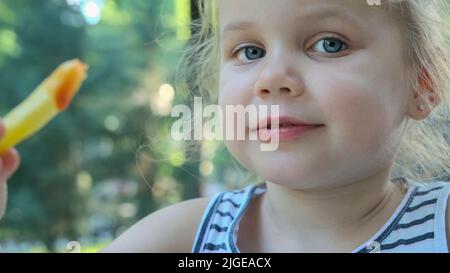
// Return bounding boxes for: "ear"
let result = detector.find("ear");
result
[407,68,440,121]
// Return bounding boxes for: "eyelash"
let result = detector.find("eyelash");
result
[230,36,349,63]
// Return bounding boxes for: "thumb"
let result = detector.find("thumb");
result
[0,149,20,181]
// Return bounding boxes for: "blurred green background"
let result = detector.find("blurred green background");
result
[0,0,252,253]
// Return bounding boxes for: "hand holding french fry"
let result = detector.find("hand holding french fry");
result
[0,120,20,221]
[0,59,88,221]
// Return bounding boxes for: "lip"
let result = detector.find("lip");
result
[257,116,322,129]
[251,116,324,141]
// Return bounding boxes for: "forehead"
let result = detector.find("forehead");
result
[218,0,385,34]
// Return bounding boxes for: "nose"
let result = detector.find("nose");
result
[254,51,304,98]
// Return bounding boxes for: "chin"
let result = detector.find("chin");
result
[255,165,316,190]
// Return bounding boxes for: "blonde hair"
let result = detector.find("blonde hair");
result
[382,0,450,181]
[175,0,450,183]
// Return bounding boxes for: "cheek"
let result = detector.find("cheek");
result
[313,43,408,159]
[318,77,394,157]
[218,70,256,170]
[218,67,257,106]
[224,140,253,171]
[219,70,237,106]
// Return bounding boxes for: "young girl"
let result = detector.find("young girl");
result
[99,0,450,253]
[3,0,449,253]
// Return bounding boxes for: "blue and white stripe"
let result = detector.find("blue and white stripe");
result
[192,179,450,253]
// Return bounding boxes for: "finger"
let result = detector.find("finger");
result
[0,157,4,182]
[0,148,20,180]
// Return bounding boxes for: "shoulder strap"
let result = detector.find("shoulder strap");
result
[191,192,224,253]
[191,185,255,253]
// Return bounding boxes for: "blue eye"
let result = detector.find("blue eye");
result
[233,45,265,63]
[312,37,347,54]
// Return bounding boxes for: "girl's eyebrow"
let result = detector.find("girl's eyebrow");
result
[221,7,362,37]
[223,21,256,33]
[222,21,256,37]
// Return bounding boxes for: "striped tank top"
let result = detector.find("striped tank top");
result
[192,178,450,253]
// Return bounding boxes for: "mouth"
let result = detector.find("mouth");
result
[255,116,323,130]
[252,116,324,141]
[263,122,317,130]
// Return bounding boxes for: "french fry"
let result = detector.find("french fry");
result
[0,59,88,154]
